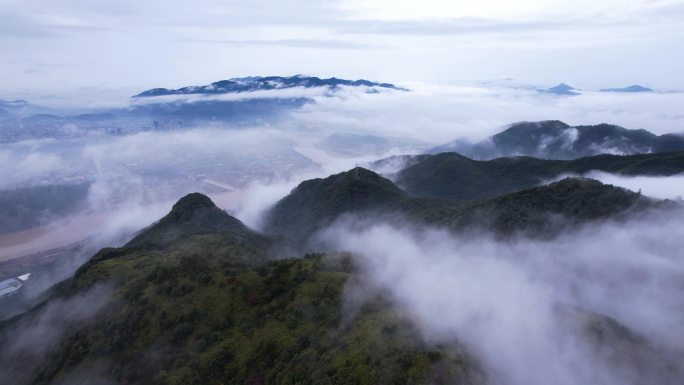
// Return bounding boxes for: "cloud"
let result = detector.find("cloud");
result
[3,83,684,327]
[318,209,684,384]
[129,85,359,105]
[231,145,417,229]
[0,144,65,187]
[583,171,684,200]
[0,284,113,383]
[292,84,684,145]
[1,0,683,95]
[178,37,382,50]
[336,0,684,22]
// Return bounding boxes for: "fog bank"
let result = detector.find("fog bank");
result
[319,210,684,385]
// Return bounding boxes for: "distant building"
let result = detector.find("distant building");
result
[0,273,30,298]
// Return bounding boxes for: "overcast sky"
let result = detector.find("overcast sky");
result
[1,0,683,97]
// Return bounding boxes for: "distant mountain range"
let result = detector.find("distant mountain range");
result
[537,84,655,94]
[0,76,407,142]
[430,120,684,159]
[133,75,405,98]
[600,85,653,93]
[539,83,581,95]
[393,151,684,200]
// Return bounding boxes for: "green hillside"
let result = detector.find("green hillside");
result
[0,167,675,385]
[0,194,482,385]
[429,120,684,159]
[413,177,649,237]
[395,151,684,200]
[265,168,656,243]
[264,167,407,245]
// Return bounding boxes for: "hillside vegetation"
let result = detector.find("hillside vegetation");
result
[0,194,482,385]
[430,120,684,159]
[265,168,655,243]
[1,161,677,385]
[395,151,684,200]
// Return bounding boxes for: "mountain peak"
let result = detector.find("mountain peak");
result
[133,75,405,98]
[290,167,405,200]
[430,120,684,160]
[541,83,581,95]
[264,167,406,243]
[127,193,257,250]
[168,192,217,220]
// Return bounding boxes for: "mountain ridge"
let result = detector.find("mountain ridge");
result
[430,120,684,159]
[0,173,677,385]
[0,192,484,385]
[264,167,407,244]
[264,166,661,244]
[395,150,684,200]
[600,85,653,93]
[134,75,405,98]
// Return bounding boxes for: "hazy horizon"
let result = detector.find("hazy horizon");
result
[2,0,684,97]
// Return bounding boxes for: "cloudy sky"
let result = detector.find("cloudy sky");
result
[1,0,683,97]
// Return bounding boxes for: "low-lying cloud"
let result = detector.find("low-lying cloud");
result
[584,171,684,200]
[295,84,684,144]
[319,209,684,385]
[546,171,684,201]
[0,142,65,187]
[2,82,684,337]
[0,284,112,384]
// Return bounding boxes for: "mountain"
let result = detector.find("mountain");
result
[539,83,581,95]
[125,192,269,252]
[0,193,483,385]
[600,85,653,93]
[264,167,407,244]
[430,120,684,159]
[0,177,677,384]
[416,177,650,237]
[1,77,403,140]
[264,166,661,243]
[395,151,684,200]
[134,75,405,98]
[123,76,405,124]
